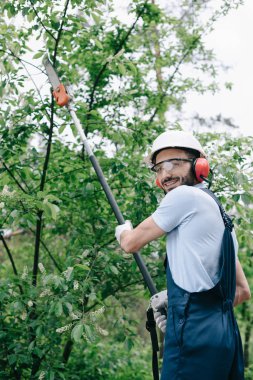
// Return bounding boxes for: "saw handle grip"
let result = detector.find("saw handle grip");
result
[53,83,70,106]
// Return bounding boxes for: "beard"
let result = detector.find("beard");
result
[162,171,195,193]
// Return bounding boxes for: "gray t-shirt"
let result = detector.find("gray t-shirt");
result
[152,183,238,292]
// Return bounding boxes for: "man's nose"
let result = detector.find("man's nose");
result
[160,165,173,176]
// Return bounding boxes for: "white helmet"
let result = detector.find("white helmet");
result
[145,130,206,166]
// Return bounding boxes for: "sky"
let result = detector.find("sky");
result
[182,0,253,137]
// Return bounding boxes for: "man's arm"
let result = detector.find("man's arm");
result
[234,258,251,306]
[120,216,165,253]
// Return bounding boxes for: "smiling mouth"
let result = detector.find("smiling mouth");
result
[162,178,179,188]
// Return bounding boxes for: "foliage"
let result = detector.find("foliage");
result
[0,0,251,379]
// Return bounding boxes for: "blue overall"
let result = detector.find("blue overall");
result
[161,192,245,380]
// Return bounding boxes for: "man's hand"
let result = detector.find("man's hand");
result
[115,221,133,244]
[150,290,168,333]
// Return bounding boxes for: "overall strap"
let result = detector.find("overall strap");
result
[200,188,234,231]
[201,188,236,302]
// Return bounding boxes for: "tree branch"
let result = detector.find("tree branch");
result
[0,48,46,74]
[0,234,23,295]
[52,0,70,65]
[29,0,56,41]
[32,0,70,286]
[0,234,18,276]
[2,162,28,194]
[149,37,200,123]
[87,1,148,120]
[38,232,62,272]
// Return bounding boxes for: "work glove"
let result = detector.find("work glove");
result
[115,220,133,244]
[150,290,168,334]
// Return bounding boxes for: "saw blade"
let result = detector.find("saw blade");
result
[43,57,61,90]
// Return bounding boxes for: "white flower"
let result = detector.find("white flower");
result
[96,326,109,336]
[56,323,74,333]
[28,300,33,307]
[39,371,45,380]
[21,311,27,320]
[21,266,28,280]
[2,186,12,196]
[39,289,52,298]
[0,202,5,208]
[89,306,105,321]
[38,263,46,274]
[82,250,89,258]
[73,280,79,290]
[70,312,80,320]
[62,267,73,281]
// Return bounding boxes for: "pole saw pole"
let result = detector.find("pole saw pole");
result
[68,105,158,295]
[43,58,158,296]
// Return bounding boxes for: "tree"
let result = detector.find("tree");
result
[0,1,251,379]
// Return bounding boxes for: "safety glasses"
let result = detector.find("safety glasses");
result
[151,158,193,173]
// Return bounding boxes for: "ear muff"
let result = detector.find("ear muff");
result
[193,158,210,182]
[155,178,163,189]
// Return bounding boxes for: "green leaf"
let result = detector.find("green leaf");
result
[45,194,61,203]
[71,324,83,342]
[110,265,119,275]
[28,340,35,352]
[124,337,134,351]
[241,193,251,205]
[43,201,60,220]
[94,38,103,49]
[8,354,17,365]
[118,63,127,76]
[33,51,44,59]
[55,302,63,317]
[58,124,67,134]
[84,324,95,342]
[36,325,43,337]
[126,62,137,75]
[27,12,35,22]
[74,264,90,271]
[92,13,100,24]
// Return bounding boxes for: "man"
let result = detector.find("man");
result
[115,131,250,380]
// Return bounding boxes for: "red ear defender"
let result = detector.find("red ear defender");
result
[155,178,163,189]
[193,158,210,182]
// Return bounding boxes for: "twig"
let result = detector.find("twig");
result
[149,40,199,123]
[38,234,62,272]
[0,234,23,295]
[0,234,18,275]
[0,48,46,74]
[52,0,70,65]
[29,0,56,41]
[87,1,148,118]
[2,162,28,194]
[14,52,50,117]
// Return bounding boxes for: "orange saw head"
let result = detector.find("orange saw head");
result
[52,83,70,107]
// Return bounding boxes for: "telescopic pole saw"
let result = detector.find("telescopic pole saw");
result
[43,58,158,296]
